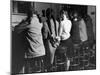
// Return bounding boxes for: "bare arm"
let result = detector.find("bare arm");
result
[55,21,63,41]
[58,22,63,37]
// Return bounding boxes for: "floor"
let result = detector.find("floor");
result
[11,42,96,74]
[54,43,96,72]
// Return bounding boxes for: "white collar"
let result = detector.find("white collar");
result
[32,14,37,17]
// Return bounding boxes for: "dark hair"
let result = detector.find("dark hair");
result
[25,7,38,24]
[42,10,45,17]
[46,8,57,35]
[46,8,53,18]
[60,9,69,20]
[71,11,82,21]
[60,9,64,16]
[26,7,37,18]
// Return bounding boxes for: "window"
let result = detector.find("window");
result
[12,1,34,14]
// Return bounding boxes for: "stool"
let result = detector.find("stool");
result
[54,46,69,71]
[24,56,45,74]
[74,43,81,56]
[72,43,81,66]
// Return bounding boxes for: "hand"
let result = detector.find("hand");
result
[56,36,61,42]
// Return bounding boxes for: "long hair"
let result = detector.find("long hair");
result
[46,8,57,35]
[60,9,69,20]
[46,8,53,19]
[25,7,38,24]
[46,8,56,25]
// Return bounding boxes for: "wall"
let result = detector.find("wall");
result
[11,14,27,27]
[11,2,59,27]
[51,3,61,19]
[34,2,61,19]
[34,2,51,16]
[87,6,96,39]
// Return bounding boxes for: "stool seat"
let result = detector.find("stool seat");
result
[56,45,68,54]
